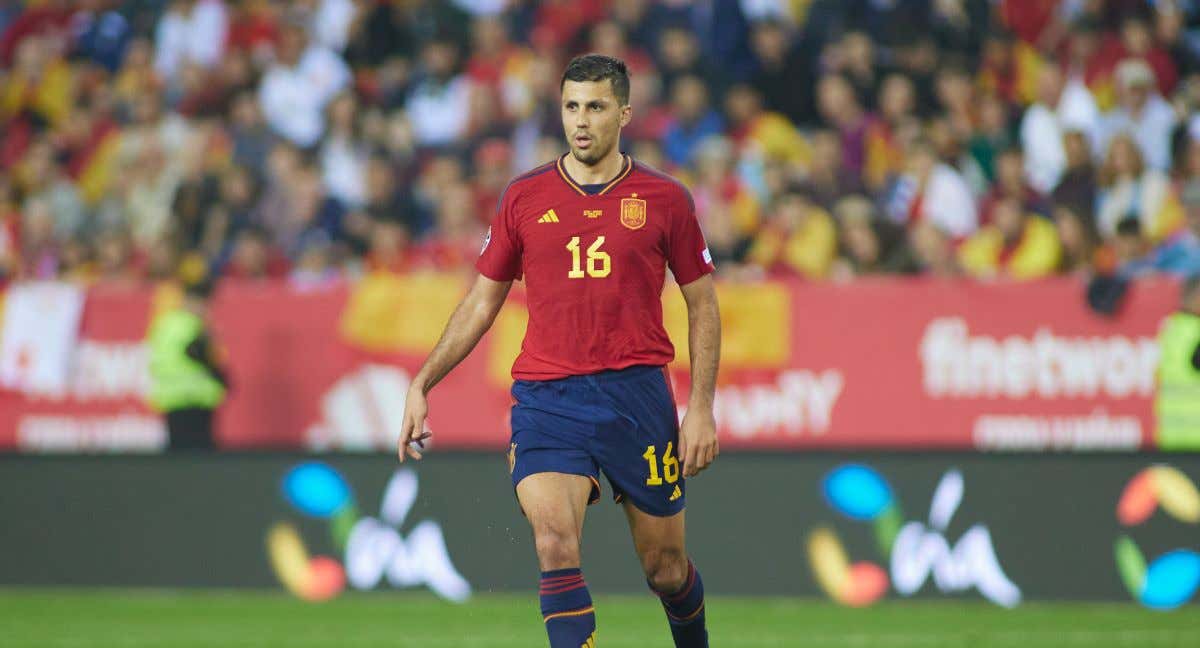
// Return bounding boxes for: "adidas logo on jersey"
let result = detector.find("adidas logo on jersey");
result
[670,485,682,502]
[538,209,560,223]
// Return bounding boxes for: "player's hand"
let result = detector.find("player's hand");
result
[398,385,433,463]
[678,408,719,478]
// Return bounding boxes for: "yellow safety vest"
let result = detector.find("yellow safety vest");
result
[1156,312,1200,450]
[146,310,226,412]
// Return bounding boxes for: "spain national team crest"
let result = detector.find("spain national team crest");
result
[620,194,647,230]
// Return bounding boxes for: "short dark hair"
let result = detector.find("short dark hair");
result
[561,54,630,105]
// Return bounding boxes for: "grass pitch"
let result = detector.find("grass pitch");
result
[2,589,1198,647]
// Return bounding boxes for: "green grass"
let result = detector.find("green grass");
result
[1,589,1198,647]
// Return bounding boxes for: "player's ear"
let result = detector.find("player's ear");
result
[619,104,632,128]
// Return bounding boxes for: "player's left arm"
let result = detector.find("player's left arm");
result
[677,274,720,478]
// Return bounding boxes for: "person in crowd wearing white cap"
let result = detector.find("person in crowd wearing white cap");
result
[1098,58,1177,171]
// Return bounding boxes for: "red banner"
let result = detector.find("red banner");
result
[0,276,1180,452]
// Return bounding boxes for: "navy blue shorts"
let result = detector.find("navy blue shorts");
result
[508,364,685,517]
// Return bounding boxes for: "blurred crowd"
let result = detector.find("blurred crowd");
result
[3,0,1200,290]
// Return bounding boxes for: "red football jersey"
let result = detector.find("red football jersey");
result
[477,154,715,380]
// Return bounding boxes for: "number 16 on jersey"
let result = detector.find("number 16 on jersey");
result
[567,236,611,278]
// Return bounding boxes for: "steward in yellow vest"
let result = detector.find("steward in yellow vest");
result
[1156,276,1200,450]
[147,279,228,450]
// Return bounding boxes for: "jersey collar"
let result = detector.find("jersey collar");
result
[556,153,634,196]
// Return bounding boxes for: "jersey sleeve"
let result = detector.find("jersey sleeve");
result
[666,185,715,285]
[476,185,522,281]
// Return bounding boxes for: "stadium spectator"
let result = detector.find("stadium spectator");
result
[656,24,724,97]
[320,93,368,209]
[797,129,864,211]
[304,0,358,54]
[1096,133,1181,242]
[722,83,808,169]
[1020,63,1101,194]
[0,0,72,67]
[257,17,350,148]
[1116,14,1178,96]
[223,226,286,279]
[1053,203,1100,275]
[1051,129,1099,222]
[154,0,228,82]
[888,139,978,239]
[749,19,813,126]
[908,220,961,278]
[366,217,412,274]
[1099,58,1177,171]
[966,92,1018,185]
[745,189,836,279]
[588,20,653,74]
[226,0,281,64]
[817,74,871,177]
[72,0,132,74]
[471,139,514,223]
[864,74,916,192]
[690,136,760,240]
[16,139,84,239]
[2,35,73,129]
[830,194,916,279]
[422,182,486,272]
[933,63,975,142]
[272,163,343,260]
[959,196,1062,280]
[289,238,339,289]
[1155,3,1200,79]
[981,147,1049,225]
[406,39,473,149]
[662,75,724,168]
[1146,180,1200,277]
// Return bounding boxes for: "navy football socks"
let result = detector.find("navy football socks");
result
[540,568,596,647]
[651,559,708,648]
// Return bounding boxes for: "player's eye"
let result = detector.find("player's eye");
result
[590,104,604,112]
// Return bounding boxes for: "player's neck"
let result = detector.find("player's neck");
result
[562,149,625,186]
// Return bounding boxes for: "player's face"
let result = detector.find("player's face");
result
[561,80,631,166]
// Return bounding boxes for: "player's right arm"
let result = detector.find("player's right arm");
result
[398,274,512,462]
[400,177,524,462]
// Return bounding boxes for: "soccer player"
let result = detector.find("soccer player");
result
[397,54,720,648]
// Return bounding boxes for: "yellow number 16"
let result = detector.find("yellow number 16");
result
[567,236,611,278]
[643,443,680,486]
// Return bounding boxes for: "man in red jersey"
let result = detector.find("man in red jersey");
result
[398,54,720,648]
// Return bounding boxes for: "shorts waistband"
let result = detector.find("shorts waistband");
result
[518,364,666,386]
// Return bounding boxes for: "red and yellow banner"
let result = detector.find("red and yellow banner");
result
[0,275,1180,452]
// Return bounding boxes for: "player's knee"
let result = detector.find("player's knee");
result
[533,527,581,570]
[642,547,688,593]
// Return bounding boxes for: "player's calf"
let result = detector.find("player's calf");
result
[648,558,709,648]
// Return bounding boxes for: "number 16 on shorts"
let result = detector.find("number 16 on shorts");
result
[643,443,680,485]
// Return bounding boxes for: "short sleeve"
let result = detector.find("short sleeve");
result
[666,186,715,285]
[476,186,522,281]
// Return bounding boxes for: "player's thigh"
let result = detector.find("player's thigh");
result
[595,368,686,517]
[517,472,594,567]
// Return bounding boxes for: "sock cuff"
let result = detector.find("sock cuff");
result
[541,567,582,580]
